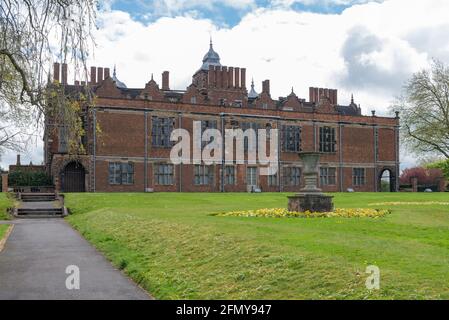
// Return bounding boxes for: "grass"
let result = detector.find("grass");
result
[65,192,449,300]
[0,193,13,220]
[0,224,9,240]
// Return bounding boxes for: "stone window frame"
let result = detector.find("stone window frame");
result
[194,164,214,185]
[320,167,337,186]
[267,170,278,186]
[154,163,174,186]
[283,166,301,186]
[224,165,236,185]
[282,125,302,153]
[108,162,134,185]
[151,116,175,148]
[319,126,337,153]
[352,168,366,186]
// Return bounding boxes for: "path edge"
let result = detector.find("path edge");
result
[0,224,14,253]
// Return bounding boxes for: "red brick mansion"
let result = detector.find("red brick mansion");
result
[44,41,400,193]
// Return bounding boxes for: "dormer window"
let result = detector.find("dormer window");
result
[191,96,197,104]
[233,100,242,108]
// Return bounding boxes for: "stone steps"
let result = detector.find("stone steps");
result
[16,208,64,219]
[20,193,56,202]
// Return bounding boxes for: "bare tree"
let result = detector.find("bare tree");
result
[0,0,97,156]
[394,60,449,159]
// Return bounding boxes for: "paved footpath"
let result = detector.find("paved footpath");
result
[0,219,151,300]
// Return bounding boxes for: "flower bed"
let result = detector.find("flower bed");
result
[369,201,449,206]
[217,208,390,218]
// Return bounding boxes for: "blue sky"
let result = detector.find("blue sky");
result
[106,0,365,27]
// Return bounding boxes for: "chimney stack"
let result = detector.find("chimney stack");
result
[61,63,68,84]
[104,68,110,79]
[162,71,170,90]
[16,154,21,166]
[234,67,240,88]
[208,65,215,87]
[97,67,104,83]
[228,67,234,88]
[215,66,222,88]
[262,80,270,95]
[90,66,97,84]
[53,62,60,82]
[75,80,80,86]
[222,67,228,88]
[240,68,246,89]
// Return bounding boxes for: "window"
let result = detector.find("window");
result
[282,126,301,152]
[319,126,336,153]
[201,120,218,147]
[241,122,261,152]
[246,167,257,186]
[108,162,134,185]
[152,117,174,147]
[225,166,235,185]
[353,168,366,186]
[262,103,268,110]
[155,164,174,185]
[194,165,213,185]
[320,167,336,186]
[268,171,278,186]
[283,167,301,186]
[233,100,242,108]
[190,96,197,104]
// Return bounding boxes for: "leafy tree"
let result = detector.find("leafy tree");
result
[400,167,443,186]
[0,0,97,156]
[394,60,449,159]
[425,159,449,180]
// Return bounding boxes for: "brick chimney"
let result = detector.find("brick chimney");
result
[240,68,246,89]
[61,63,68,84]
[104,67,110,79]
[90,66,97,84]
[234,67,240,88]
[262,80,270,95]
[53,62,60,82]
[162,71,170,90]
[208,65,215,87]
[97,67,104,83]
[222,67,228,88]
[16,154,21,166]
[228,67,234,88]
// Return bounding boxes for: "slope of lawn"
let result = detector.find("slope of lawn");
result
[65,192,449,300]
[0,224,9,240]
[0,193,13,220]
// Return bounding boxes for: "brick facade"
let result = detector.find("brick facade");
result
[45,44,400,193]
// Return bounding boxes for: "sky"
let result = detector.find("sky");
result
[2,0,449,170]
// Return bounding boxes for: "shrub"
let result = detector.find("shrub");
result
[8,170,53,187]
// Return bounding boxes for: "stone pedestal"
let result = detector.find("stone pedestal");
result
[1,173,8,193]
[287,152,335,213]
[288,193,334,212]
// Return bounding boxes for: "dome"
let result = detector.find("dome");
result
[248,79,258,99]
[112,66,127,88]
[201,39,221,71]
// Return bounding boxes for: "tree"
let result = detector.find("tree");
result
[400,166,443,186]
[394,60,449,159]
[0,0,97,156]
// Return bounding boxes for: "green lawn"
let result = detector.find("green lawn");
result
[0,193,13,220]
[65,192,449,300]
[0,224,9,240]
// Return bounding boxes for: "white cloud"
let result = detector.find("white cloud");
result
[2,0,449,169]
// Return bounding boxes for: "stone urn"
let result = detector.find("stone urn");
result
[287,152,334,213]
[299,152,322,193]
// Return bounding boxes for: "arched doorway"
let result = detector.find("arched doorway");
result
[61,161,86,192]
[379,169,395,192]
